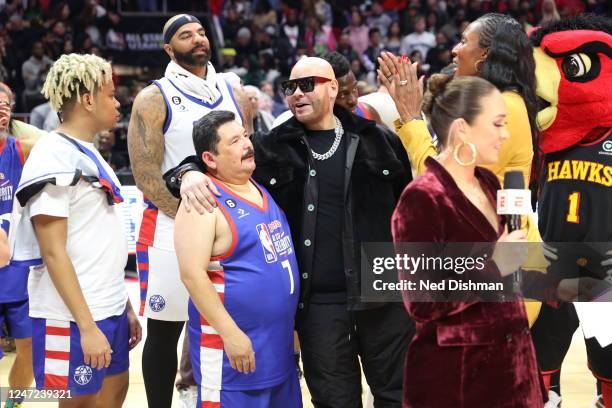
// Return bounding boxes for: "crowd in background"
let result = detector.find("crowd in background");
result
[0,0,608,172]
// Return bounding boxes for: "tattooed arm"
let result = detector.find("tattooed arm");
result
[128,84,179,217]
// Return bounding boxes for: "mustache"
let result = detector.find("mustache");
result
[191,44,209,54]
[242,148,255,160]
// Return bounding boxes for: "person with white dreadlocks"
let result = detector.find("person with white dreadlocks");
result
[12,53,141,407]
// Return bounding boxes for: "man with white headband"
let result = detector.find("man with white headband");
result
[127,14,244,408]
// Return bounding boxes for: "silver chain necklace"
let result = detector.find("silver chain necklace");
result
[311,116,344,161]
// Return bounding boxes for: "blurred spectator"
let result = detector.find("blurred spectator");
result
[95,129,129,171]
[244,84,275,132]
[425,0,450,24]
[76,1,108,46]
[7,13,38,69]
[519,0,536,26]
[304,15,335,56]
[367,0,392,37]
[314,0,333,27]
[223,0,254,22]
[253,0,277,29]
[255,24,275,54]
[466,0,486,21]
[440,8,466,42]
[280,8,302,50]
[237,54,265,86]
[399,3,421,34]
[257,85,274,115]
[426,11,439,34]
[350,57,367,82]
[260,81,274,99]
[346,9,369,55]
[426,32,453,74]
[62,39,74,54]
[75,32,94,53]
[409,49,429,76]
[235,27,256,56]
[400,15,436,59]
[51,1,73,24]
[29,100,59,131]
[256,24,294,76]
[384,21,402,55]
[539,0,560,25]
[506,0,521,19]
[44,20,72,60]
[222,6,244,47]
[221,48,240,73]
[271,75,288,117]
[0,34,16,84]
[259,52,281,83]
[114,84,132,122]
[336,32,360,65]
[21,41,52,111]
[363,28,384,73]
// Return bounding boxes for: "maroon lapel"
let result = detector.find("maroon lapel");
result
[424,157,503,241]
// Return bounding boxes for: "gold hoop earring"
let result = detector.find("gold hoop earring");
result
[453,141,477,166]
[475,59,484,73]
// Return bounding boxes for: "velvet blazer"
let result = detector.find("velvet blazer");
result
[391,157,546,408]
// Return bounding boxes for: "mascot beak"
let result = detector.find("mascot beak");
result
[534,47,560,131]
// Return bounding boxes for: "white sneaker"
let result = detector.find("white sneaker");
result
[177,385,198,408]
[544,390,562,408]
[591,394,605,408]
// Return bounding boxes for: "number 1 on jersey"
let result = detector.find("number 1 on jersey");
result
[281,260,295,294]
[566,192,580,224]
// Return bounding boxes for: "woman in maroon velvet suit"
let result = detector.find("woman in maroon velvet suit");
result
[391,74,548,408]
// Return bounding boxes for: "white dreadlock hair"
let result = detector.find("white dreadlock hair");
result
[42,53,112,113]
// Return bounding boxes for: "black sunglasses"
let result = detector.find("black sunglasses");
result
[281,76,331,96]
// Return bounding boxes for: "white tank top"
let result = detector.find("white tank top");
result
[138,74,243,250]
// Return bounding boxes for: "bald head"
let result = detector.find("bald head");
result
[290,57,336,81]
[286,57,338,130]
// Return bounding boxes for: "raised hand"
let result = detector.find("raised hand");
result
[377,51,425,124]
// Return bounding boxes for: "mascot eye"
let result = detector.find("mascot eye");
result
[561,53,592,78]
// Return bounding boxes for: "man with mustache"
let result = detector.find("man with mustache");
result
[174,110,301,408]
[166,57,415,408]
[127,14,244,408]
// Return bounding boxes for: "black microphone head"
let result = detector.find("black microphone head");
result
[503,171,524,190]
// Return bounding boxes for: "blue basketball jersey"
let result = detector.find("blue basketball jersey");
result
[0,136,37,302]
[188,178,300,391]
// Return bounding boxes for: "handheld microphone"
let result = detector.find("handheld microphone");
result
[497,171,531,232]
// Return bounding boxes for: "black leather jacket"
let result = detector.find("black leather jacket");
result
[164,107,412,321]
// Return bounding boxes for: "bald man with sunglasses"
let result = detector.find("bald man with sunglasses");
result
[166,57,415,408]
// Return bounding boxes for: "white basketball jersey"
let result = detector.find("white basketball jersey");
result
[138,74,243,250]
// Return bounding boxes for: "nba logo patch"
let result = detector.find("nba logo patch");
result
[256,223,277,263]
